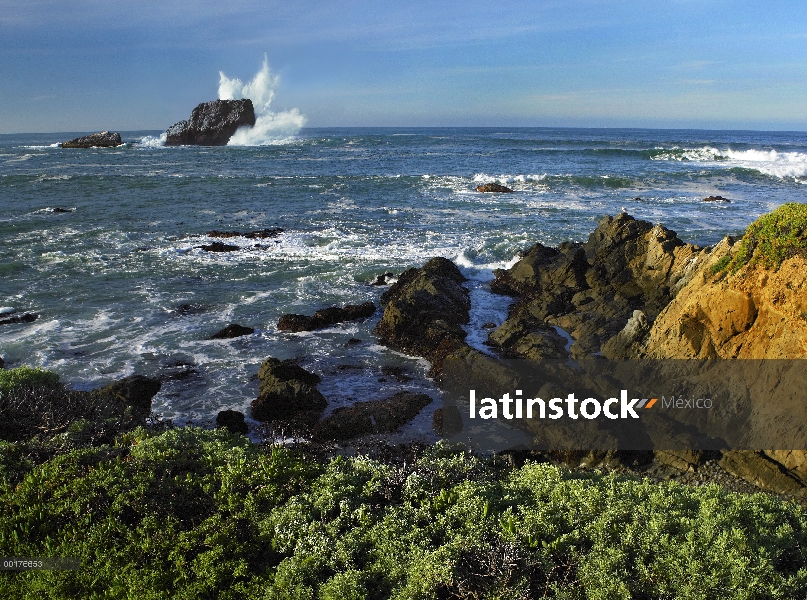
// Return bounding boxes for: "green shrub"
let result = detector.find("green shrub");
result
[0,366,59,390]
[729,202,807,272]
[1,434,806,599]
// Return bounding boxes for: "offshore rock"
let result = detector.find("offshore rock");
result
[278,302,376,332]
[312,392,432,441]
[374,257,470,377]
[0,312,39,326]
[207,228,283,239]
[489,213,702,358]
[251,358,326,422]
[96,375,161,421]
[60,131,122,148]
[703,195,730,202]
[209,324,254,340]
[198,241,239,252]
[216,409,249,435]
[165,99,256,146]
[476,183,514,193]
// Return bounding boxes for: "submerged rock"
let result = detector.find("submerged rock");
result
[371,272,395,286]
[278,302,376,333]
[476,183,514,193]
[703,195,730,202]
[251,358,326,422]
[312,392,432,441]
[209,324,254,340]
[198,241,239,252]
[216,409,249,434]
[60,131,122,148]
[165,99,256,146]
[0,312,39,326]
[374,257,470,377]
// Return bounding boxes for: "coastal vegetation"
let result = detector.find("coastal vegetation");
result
[2,368,807,598]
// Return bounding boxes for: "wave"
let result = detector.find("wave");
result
[651,146,807,180]
[139,133,167,148]
[219,56,307,146]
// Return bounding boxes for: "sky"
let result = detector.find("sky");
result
[1,0,807,133]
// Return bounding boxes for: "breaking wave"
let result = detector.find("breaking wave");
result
[651,146,807,180]
[218,56,306,146]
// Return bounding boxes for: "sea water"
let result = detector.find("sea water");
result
[1,127,806,438]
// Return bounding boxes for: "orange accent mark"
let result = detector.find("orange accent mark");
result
[645,398,657,409]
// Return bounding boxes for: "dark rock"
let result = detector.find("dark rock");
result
[344,338,363,347]
[482,322,497,329]
[0,312,39,325]
[312,392,432,441]
[198,241,239,252]
[433,406,463,437]
[172,303,205,316]
[209,323,254,340]
[0,356,4,369]
[251,357,326,422]
[216,409,249,434]
[703,195,730,203]
[380,365,412,382]
[207,228,284,239]
[372,272,395,286]
[277,302,376,332]
[374,257,470,377]
[165,99,256,146]
[48,207,73,213]
[476,183,514,193]
[488,213,701,358]
[60,131,122,148]
[96,375,161,421]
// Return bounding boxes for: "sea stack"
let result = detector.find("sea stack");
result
[165,99,256,146]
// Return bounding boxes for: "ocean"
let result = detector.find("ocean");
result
[2,127,806,439]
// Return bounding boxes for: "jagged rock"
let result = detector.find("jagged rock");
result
[601,310,650,359]
[216,409,249,434]
[654,449,705,472]
[60,131,122,148]
[251,358,326,422]
[209,324,254,340]
[720,451,805,496]
[476,183,514,193]
[207,228,283,239]
[198,241,239,252]
[278,302,376,333]
[0,312,39,325]
[374,257,470,377]
[487,316,569,360]
[165,99,256,146]
[372,272,395,286]
[312,392,432,441]
[703,195,730,202]
[96,375,161,421]
[433,406,463,437]
[489,213,702,358]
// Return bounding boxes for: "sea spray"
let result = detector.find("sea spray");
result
[218,55,306,146]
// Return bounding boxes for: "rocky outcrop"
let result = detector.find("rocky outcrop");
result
[374,257,470,377]
[489,213,702,358]
[476,183,514,193]
[216,409,249,434]
[96,375,161,421]
[703,195,730,202]
[60,131,122,148]
[209,324,254,340]
[251,358,326,422]
[198,241,239,252]
[0,312,39,326]
[278,302,376,333]
[165,99,256,146]
[312,392,432,441]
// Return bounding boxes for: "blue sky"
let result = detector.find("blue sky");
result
[1,0,806,132]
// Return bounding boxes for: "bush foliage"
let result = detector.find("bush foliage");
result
[2,428,806,599]
[728,202,807,273]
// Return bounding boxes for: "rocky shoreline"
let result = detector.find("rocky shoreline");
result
[4,204,807,501]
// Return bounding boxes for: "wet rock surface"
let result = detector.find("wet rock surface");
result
[95,375,162,421]
[312,392,432,441]
[0,312,39,326]
[278,302,376,333]
[374,257,470,377]
[198,241,240,252]
[165,99,256,146]
[216,409,249,435]
[60,131,122,148]
[251,358,327,423]
[476,183,514,193]
[209,324,255,340]
[207,228,284,239]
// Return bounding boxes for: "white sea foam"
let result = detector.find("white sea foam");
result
[652,145,807,180]
[139,133,167,148]
[219,55,306,146]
